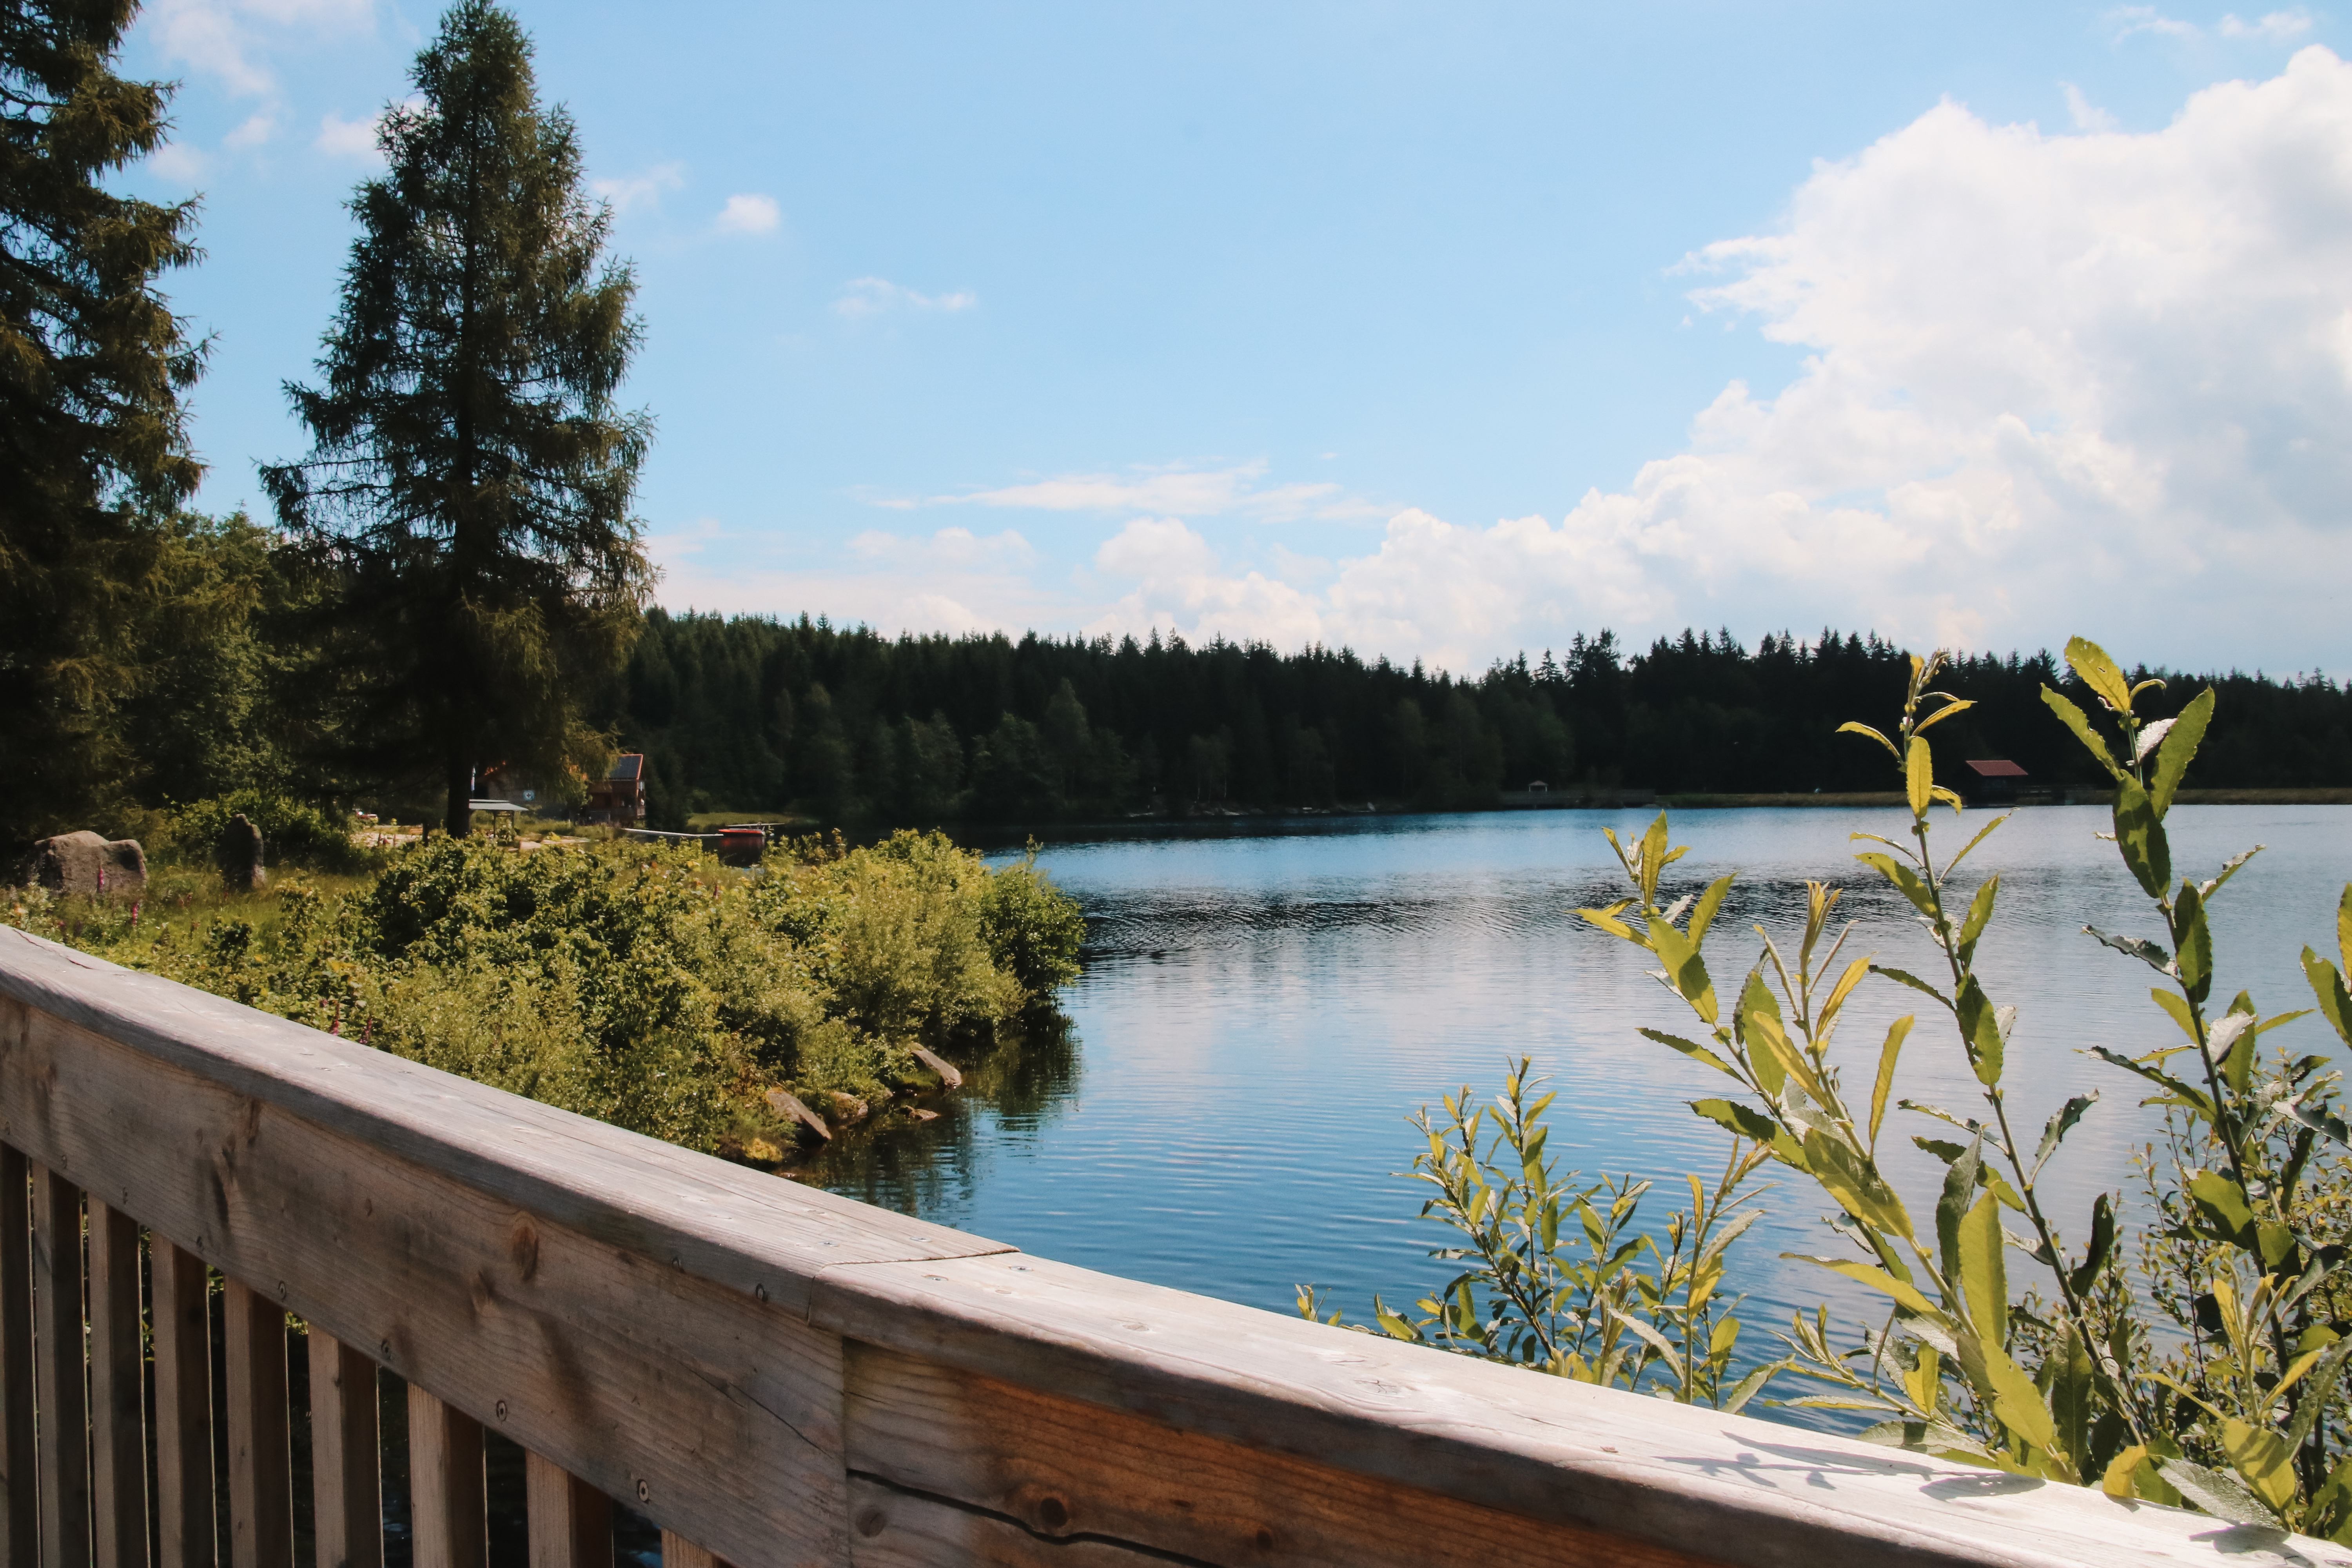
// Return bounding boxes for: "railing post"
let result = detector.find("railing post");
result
[0,1149,34,1568]
[407,1387,483,1568]
[307,1333,381,1568]
[86,1198,146,1568]
[31,1165,89,1568]
[524,1452,609,1568]
[150,1241,213,1568]
[223,1279,291,1568]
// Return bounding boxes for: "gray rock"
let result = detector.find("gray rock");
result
[18,832,148,898]
[218,813,266,892]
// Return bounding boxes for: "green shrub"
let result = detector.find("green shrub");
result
[165,789,377,873]
[1332,637,2352,1539]
[10,829,1086,1165]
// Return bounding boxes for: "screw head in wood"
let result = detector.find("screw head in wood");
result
[379,1339,392,1360]
[637,1479,650,1503]
[495,1400,508,1421]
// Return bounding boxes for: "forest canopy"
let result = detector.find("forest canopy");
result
[594,610,2352,828]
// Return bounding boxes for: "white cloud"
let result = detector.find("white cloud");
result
[2220,10,2316,40]
[714,194,781,235]
[314,110,378,158]
[847,526,1036,570]
[145,142,209,183]
[2107,6,2205,40]
[934,459,1382,522]
[138,0,376,96]
[592,163,686,214]
[833,277,976,317]
[2062,83,2118,133]
[224,111,276,149]
[1074,49,2352,671]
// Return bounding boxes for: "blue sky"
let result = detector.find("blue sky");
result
[120,2,2349,673]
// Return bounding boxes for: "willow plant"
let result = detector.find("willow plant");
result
[1567,638,2352,1535]
[1299,1057,1781,1409]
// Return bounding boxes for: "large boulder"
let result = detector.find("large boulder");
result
[18,832,147,898]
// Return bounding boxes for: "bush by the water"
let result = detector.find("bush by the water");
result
[7,827,1084,1163]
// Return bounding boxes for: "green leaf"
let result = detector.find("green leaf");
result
[2086,925,2173,974]
[1577,900,1640,942]
[1954,975,2005,1087]
[1981,1334,2060,1458]
[1906,735,1935,818]
[1785,1254,1940,1318]
[2287,1095,2352,1151]
[2305,946,2352,1050]
[1687,873,1735,947]
[1936,1132,1984,1288]
[2089,1045,2215,1120]
[1803,1129,1916,1241]
[2065,637,2134,716]
[1720,1360,1780,1414]
[2111,778,2171,899]
[2159,1459,2275,1526]
[2187,1169,2256,1246]
[1837,720,1901,760]
[1959,1191,2008,1350]
[2171,882,2211,1005]
[1690,1097,1778,1145]
[1868,1015,1914,1152]
[2218,1422,2297,1514]
[2031,1093,2097,1182]
[1872,964,1953,1009]
[1945,811,2010,875]
[2148,688,2214,818]
[1647,914,1718,1025]
[1855,852,1937,920]
[1955,876,1998,970]
[1641,1027,1739,1078]
[2150,987,2198,1043]
[2070,1193,2116,1297]
[2040,686,2127,783]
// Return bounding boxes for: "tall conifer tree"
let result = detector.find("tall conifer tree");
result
[265,0,652,836]
[0,0,205,842]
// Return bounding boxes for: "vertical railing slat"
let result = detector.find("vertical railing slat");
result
[407,1387,483,1568]
[150,1241,213,1568]
[307,1332,380,1568]
[659,1530,729,1568]
[87,1198,147,1568]
[524,1452,610,1568]
[223,1279,291,1568]
[0,1148,35,1568]
[32,1164,89,1568]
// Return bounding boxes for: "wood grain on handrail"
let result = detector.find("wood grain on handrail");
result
[0,924,2338,1568]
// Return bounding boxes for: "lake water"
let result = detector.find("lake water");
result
[805,804,2351,1392]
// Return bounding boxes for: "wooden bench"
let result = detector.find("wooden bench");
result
[0,925,2330,1568]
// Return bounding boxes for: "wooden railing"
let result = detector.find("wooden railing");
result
[0,925,2322,1568]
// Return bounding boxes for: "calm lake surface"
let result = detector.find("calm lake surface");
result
[808,804,2351,1363]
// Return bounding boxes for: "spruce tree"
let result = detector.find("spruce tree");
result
[265,0,652,837]
[0,0,205,843]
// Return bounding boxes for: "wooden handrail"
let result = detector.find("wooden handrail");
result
[0,924,2327,1568]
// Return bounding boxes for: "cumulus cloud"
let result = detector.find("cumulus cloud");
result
[714,194,781,235]
[593,163,686,214]
[1072,49,2352,671]
[2062,83,2118,133]
[314,109,378,158]
[833,277,976,317]
[139,0,375,96]
[651,521,1055,636]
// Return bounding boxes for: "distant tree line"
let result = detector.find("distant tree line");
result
[595,612,2352,828]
